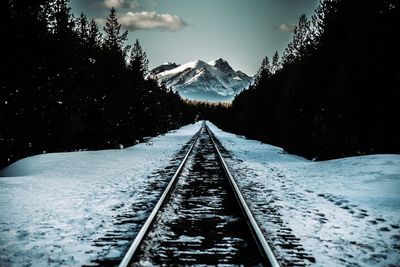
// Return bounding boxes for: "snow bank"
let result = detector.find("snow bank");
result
[208,122,400,266]
[0,122,201,266]
[1,121,398,266]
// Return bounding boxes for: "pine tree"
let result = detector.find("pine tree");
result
[0,0,196,168]
[294,14,311,58]
[272,51,280,73]
[103,7,128,54]
[77,13,89,43]
[88,20,100,45]
[282,14,311,65]
[255,56,271,84]
[44,0,75,38]
[129,39,149,77]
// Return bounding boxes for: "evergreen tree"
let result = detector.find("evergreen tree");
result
[294,14,311,58]
[271,51,280,73]
[0,0,197,169]
[77,13,89,43]
[129,39,149,77]
[210,0,400,161]
[255,56,271,85]
[45,0,75,37]
[103,7,128,54]
[283,14,311,65]
[87,19,101,50]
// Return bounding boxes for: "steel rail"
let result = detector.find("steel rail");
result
[205,123,280,267]
[118,123,203,267]
[119,121,280,267]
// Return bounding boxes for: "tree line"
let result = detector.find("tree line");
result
[0,0,196,169]
[2,0,399,168]
[208,0,400,160]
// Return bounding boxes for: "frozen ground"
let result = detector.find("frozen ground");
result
[0,122,202,266]
[1,121,399,266]
[208,122,400,266]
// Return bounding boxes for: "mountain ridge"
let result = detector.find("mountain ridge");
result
[148,58,253,102]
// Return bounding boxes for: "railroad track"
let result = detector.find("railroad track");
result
[119,122,279,266]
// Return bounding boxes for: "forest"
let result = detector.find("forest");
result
[0,0,197,168]
[207,0,400,160]
[1,0,399,168]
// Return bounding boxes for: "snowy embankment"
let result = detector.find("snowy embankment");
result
[0,122,201,266]
[208,122,400,267]
[1,121,399,266]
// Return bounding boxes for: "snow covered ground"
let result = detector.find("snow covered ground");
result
[0,122,202,266]
[1,121,399,266]
[208,122,400,266]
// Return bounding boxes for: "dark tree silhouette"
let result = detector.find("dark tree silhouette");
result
[0,2,197,169]
[103,7,128,54]
[210,0,400,160]
[271,51,280,73]
[129,39,149,76]
[255,56,271,85]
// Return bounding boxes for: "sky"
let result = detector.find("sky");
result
[70,0,320,76]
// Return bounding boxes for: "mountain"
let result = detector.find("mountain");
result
[149,62,179,76]
[148,58,253,102]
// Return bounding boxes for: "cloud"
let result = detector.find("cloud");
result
[128,1,142,9]
[94,18,106,26]
[103,0,142,9]
[118,11,187,32]
[278,23,296,33]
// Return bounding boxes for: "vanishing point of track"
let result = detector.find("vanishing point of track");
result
[119,122,279,266]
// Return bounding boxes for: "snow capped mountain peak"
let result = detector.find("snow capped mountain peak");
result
[190,59,208,69]
[210,58,234,73]
[209,58,228,66]
[161,62,176,66]
[236,70,248,76]
[148,62,180,77]
[149,59,253,102]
